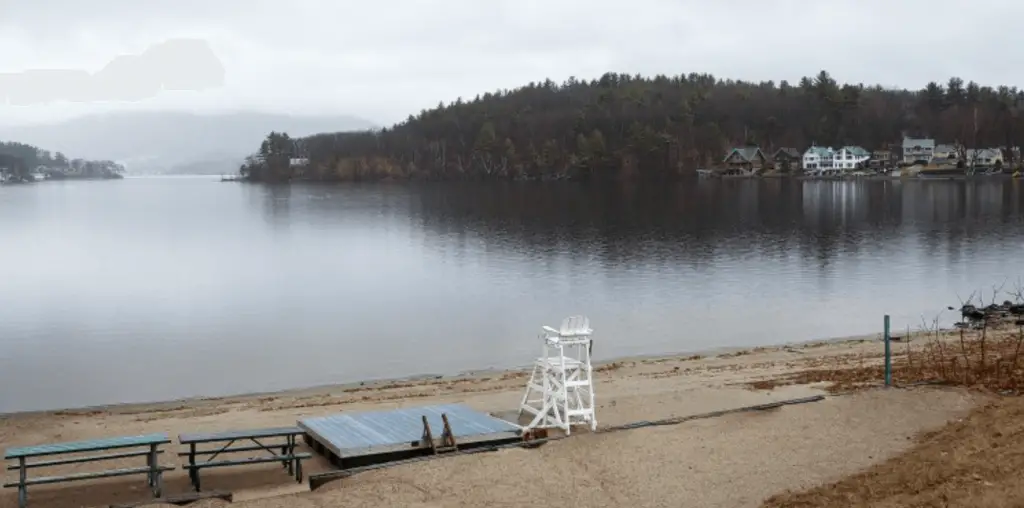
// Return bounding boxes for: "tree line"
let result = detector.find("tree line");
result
[240,70,1024,182]
[0,141,125,182]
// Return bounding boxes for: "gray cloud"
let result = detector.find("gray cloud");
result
[0,39,224,105]
[1,0,1023,126]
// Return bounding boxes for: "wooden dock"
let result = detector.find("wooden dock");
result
[298,403,522,469]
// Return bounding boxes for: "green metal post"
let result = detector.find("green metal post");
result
[884,314,892,387]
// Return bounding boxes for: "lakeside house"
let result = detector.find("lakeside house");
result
[870,149,895,169]
[717,139,1015,177]
[722,146,767,175]
[967,148,1003,167]
[801,146,835,174]
[801,146,833,171]
[933,144,958,161]
[902,137,935,164]
[833,146,870,170]
[906,142,1005,168]
[772,148,802,172]
[800,145,869,175]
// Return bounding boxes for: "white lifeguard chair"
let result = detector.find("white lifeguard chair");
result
[518,316,597,434]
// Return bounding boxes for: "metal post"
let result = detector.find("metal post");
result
[884,314,892,387]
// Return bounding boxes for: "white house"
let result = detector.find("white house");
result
[902,137,935,164]
[833,146,871,170]
[967,148,1004,167]
[802,146,835,172]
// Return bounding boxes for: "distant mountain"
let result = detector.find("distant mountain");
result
[0,111,375,174]
[161,156,252,176]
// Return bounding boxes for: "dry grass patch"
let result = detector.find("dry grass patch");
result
[748,325,1024,394]
[762,396,1024,508]
[760,299,1024,508]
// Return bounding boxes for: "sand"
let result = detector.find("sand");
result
[0,335,986,508]
[765,396,1024,508]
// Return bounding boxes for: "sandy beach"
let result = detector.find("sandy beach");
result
[0,334,991,508]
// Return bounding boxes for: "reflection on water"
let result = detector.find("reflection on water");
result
[0,176,1021,412]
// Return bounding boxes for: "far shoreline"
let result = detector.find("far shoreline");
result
[2,329,897,418]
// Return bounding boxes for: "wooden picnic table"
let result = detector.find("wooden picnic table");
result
[3,433,174,508]
[178,426,310,492]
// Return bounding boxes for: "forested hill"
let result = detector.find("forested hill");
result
[0,140,124,182]
[243,71,1024,182]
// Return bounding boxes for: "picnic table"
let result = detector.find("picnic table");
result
[3,433,174,508]
[178,426,311,491]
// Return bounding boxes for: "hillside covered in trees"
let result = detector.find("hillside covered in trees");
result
[0,141,124,183]
[242,71,1024,182]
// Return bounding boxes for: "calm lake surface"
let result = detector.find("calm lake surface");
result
[1,176,1023,412]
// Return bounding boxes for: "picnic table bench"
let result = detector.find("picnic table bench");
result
[178,426,310,491]
[3,433,174,508]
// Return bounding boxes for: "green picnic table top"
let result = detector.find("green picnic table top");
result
[179,426,303,444]
[5,433,170,459]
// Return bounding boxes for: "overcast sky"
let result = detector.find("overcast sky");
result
[1,0,1023,127]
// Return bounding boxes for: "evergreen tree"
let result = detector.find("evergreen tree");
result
[242,71,1024,182]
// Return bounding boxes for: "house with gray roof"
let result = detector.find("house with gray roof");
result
[967,148,1004,167]
[902,137,936,164]
[933,143,958,161]
[772,148,802,172]
[722,146,767,175]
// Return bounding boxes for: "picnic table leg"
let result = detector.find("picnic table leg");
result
[154,467,164,499]
[291,435,302,482]
[149,444,162,498]
[17,457,27,508]
[145,450,153,487]
[280,439,287,469]
[189,443,198,491]
[286,435,294,476]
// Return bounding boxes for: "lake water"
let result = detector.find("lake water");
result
[1,176,1022,412]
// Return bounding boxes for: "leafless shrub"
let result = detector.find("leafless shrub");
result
[754,284,1024,394]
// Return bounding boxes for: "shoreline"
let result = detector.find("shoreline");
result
[3,330,891,418]
[0,326,989,508]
